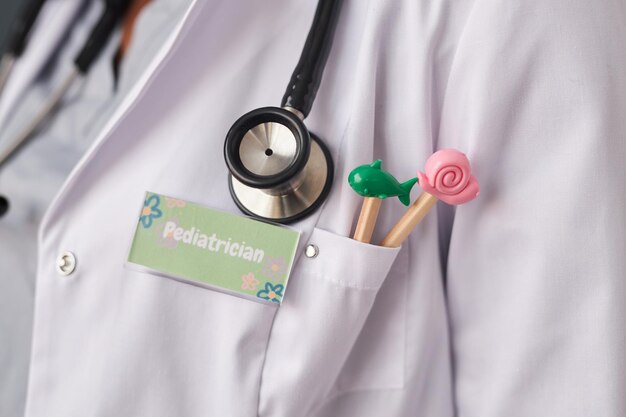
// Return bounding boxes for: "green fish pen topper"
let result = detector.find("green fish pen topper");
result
[348,160,417,243]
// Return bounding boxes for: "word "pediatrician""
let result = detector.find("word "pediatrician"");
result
[162,221,265,263]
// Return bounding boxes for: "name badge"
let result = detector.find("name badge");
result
[126,191,300,305]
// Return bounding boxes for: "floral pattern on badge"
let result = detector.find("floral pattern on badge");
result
[241,273,259,291]
[262,257,287,280]
[256,282,284,303]
[165,197,186,209]
[140,195,162,228]
[154,217,179,249]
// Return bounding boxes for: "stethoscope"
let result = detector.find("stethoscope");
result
[224,0,342,224]
[0,0,132,216]
[0,0,342,224]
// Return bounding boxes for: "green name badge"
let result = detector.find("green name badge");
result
[127,192,300,305]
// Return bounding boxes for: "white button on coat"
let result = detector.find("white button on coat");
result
[55,251,76,276]
[304,244,319,258]
[12,0,626,416]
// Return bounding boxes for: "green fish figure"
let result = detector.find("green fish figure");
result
[348,160,418,206]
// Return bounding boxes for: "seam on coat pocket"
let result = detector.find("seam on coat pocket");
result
[332,246,409,395]
[297,227,401,290]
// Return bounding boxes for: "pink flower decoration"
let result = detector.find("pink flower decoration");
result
[165,197,186,208]
[154,217,179,249]
[241,273,259,291]
[417,149,480,205]
[262,257,287,280]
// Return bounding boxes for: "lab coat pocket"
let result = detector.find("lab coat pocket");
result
[258,227,406,417]
[119,266,280,416]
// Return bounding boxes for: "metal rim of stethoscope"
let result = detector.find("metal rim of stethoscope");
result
[224,106,334,224]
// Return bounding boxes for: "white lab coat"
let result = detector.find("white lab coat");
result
[2,0,625,416]
[0,0,193,415]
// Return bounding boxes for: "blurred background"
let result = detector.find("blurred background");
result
[0,0,21,54]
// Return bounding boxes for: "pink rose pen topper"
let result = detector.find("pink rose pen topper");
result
[381,149,480,248]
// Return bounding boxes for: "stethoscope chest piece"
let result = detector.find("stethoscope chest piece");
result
[223,0,342,223]
[225,107,333,224]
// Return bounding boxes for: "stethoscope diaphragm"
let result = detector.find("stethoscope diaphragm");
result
[225,107,333,223]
